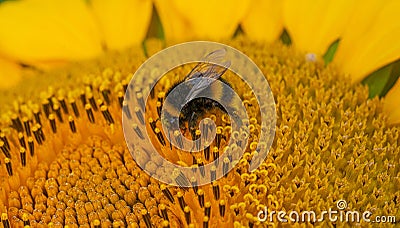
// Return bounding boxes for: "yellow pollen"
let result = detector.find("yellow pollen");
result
[0,38,397,227]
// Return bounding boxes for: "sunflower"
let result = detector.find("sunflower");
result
[0,0,399,227]
[155,0,400,124]
[0,0,152,88]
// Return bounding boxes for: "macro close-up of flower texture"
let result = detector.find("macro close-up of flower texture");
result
[0,0,400,227]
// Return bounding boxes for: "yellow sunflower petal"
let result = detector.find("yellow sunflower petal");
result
[154,0,251,42]
[0,0,102,64]
[90,0,152,50]
[0,58,21,90]
[283,0,357,55]
[153,0,187,42]
[333,0,400,82]
[384,79,400,124]
[241,0,283,43]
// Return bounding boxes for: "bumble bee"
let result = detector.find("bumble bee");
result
[159,49,242,141]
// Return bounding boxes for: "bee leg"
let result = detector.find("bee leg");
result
[178,116,187,135]
[189,112,199,140]
[167,129,172,150]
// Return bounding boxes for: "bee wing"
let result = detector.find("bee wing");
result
[185,48,228,80]
[184,49,231,102]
